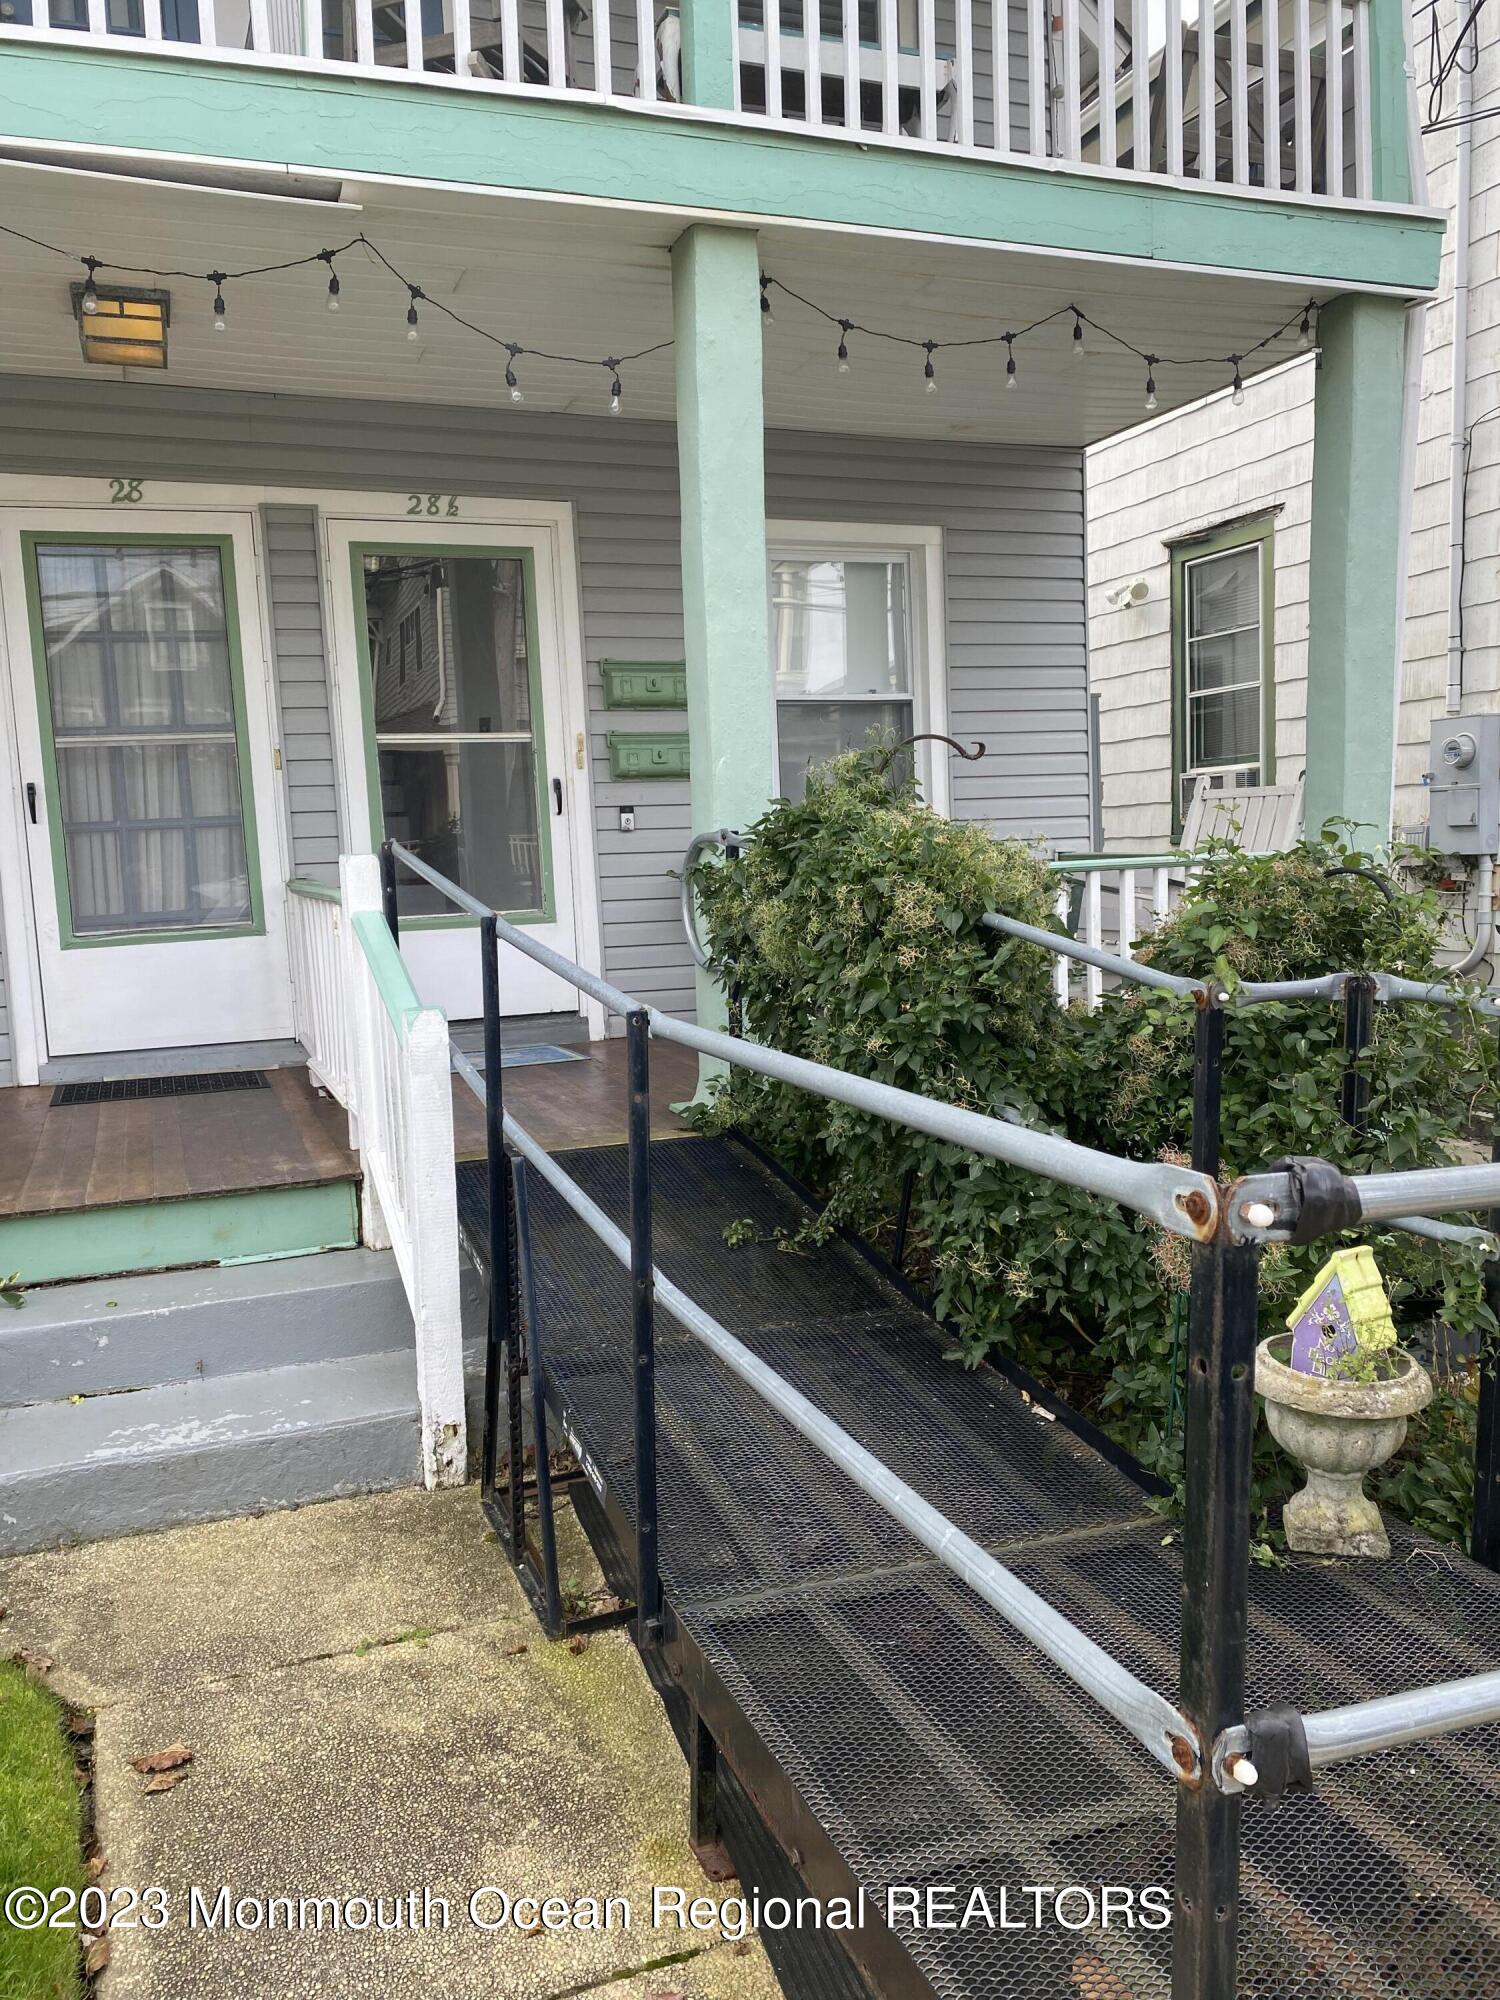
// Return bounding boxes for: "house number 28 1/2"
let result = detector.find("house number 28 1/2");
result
[109,478,144,504]
[407,494,460,517]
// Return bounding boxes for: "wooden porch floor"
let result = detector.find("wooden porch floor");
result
[0,1038,698,1220]
[452,1036,699,1157]
[0,1068,357,1221]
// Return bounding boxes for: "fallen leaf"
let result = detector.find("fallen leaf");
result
[502,1642,528,1658]
[84,1936,110,1977]
[732,1939,752,1955]
[142,1769,190,1795]
[86,1853,107,1882]
[129,1742,192,1774]
[517,1919,543,1938]
[17,1648,53,1674]
[567,1634,588,1655]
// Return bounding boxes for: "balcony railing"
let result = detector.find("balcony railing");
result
[0,0,1392,202]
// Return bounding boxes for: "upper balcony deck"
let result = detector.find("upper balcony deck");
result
[0,0,1410,200]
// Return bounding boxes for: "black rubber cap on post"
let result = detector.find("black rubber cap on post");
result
[1244,1702,1315,1804]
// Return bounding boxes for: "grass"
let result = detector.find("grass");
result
[0,1659,83,2000]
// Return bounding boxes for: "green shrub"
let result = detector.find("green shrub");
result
[689,754,1496,1547]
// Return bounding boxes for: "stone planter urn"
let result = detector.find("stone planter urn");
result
[1255,1335,1433,1559]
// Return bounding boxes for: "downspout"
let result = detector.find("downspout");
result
[1447,24,1475,715]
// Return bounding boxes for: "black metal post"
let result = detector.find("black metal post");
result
[1473,1098,1500,1572]
[627,1008,662,1645]
[514,1156,564,1636]
[378,838,401,946]
[892,1166,917,1274]
[478,916,516,1544]
[1340,974,1376,1131]
[688,1711,735,1883]
[1174,992,1257,2000]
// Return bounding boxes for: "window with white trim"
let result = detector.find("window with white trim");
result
[769,548,920,802]
[1173,523,1274,824]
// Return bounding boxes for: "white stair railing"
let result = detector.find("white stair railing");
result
[1050,858,1181,1010]
[286,877,355,1108]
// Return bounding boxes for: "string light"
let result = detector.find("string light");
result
[1004,334,1017,391]
[505,342,524,404]
[836,318,852,375]
[1300,307,1315,347]
[1144,357,1158,412]
[605,360,622,416]
[1071,307,1086,360]
[1230,355,1245,406]
[208,273,227,333]
[759,272,774,326]
[318,248,341,313]
[922,340,937,394]
[405,284,423,342]
[79,257,100,316]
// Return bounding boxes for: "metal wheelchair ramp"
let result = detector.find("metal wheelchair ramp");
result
[459,1135,1500,2000]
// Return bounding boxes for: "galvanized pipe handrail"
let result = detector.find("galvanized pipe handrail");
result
[1300,1669,1500,1769]
[448,1042,1198,1782]
[981,909,1203,997]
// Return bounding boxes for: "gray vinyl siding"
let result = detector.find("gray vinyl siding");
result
[261,505,344,885]
[0,376,1087,1027]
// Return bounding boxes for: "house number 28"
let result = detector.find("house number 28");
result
[109,478,144,504]
[407,494,460,517]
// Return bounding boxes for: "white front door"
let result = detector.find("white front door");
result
[1,509,292,1057]
[324,513,582,1021]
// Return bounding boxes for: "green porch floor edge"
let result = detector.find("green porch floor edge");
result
[1,1179,360,1287]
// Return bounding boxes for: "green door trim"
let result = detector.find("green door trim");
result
[21,528,267,951]
[345,540,557,929]
[1168,514,1278,842]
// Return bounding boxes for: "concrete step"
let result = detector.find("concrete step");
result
[0,1251,437,1410]
[0,1349,427,1555]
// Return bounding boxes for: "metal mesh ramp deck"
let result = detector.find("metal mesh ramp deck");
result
[459,1135,1500,2000]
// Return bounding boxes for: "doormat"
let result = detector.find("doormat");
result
[495,1044,588,1071]
[51,1071,271,1107]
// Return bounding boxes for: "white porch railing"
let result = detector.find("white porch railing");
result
[287,862,466,1489]
[1049,856,1183,1010]
[2,0,1385,202]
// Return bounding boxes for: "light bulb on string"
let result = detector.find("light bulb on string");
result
[1230,355,1245,407]
[208,274,228,333]
[1144,357,1158,413]
[406,286,424,342]
[319,250,340,313]
[922,341,937,395]
[836,319,852,375]
[759,274,774,327]
[1004,335,1017,391]
[1071,308,1086,361]
[606,361,622,416]
[505,345,524,405]
[1299,306,1315,347]
[79,258,100,316]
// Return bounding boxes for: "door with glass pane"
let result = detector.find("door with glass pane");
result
[770,548,917,802]
[4,519,290,1056]
[329,523,580,1020]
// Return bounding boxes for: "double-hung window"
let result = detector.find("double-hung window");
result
[768,530,944,806]
[1172,519,1275,827]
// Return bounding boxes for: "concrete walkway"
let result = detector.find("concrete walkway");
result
[0,1487,784,2000]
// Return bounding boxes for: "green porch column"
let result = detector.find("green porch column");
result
[679,0,738,109]
[671,223,773,1039]
[1305,293,1410,849]
[1367,0,1414,204]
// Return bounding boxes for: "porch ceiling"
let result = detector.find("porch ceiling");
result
[0,157,1333,451]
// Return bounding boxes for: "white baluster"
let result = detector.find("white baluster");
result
[1197,0,1214,180]
[1060,0,1081,157]
[87,0,108,34]
[355,0,376,67]
[299,0,319,60]
[993,0,1010,151]
[141,0,164,43]
[636,0,656,99]
[843,0,861,131]
[1130,0,1149,170]
[451,0,471,79]
[1263,0,1281,188]
[1119,868,1138,959]
[1153,866,1171,928]
[1027,0,1045,154]
[1293,0,1311,191]
[766,0,784,118]
[405,0,423,71]
[1054,886,1072,1008]
[1084,871,1104,1011]
[880,0,900,136]
[953,0,974,145]
[546,0,568,87]
[1165,0,1184,175]
[1098,0,1116,169]
[1353,0,1372,198]
[1325,0,1344,197]
[918,0,938,139]
[805,0,823,126]
[1230,0,1248,183]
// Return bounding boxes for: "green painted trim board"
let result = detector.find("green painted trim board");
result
[1,1180,360,1286]
[0,45,1444,292]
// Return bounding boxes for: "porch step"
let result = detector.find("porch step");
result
[0,1349,425,1555]
[0,1250,431,1410]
